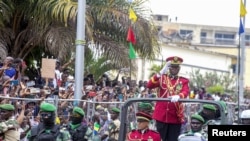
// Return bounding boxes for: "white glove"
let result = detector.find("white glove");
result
[159,61,171,75]
[171,95,180,102]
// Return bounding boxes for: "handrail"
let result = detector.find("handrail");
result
[118,98,226,141]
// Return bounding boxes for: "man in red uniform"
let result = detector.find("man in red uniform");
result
[147,56,190,141]
[126,112,161,141]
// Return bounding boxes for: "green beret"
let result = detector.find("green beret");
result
[191,114,205,123]
[40,102,56,112]
[73,106,85,116]
[203,104,216,111]
[111,107,120,113]
[0,104,15,111]
[218,101,227,114]
[138,102,153,110]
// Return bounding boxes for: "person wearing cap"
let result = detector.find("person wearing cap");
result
[147,56,190,141]
[102,107,121,141]
[126,112,161,141]
[214,100,228,119]
[0,103,20,141]
[66,106,92,141]
[178,114,207,141]
[26,102,71,141]
[138,102,153,114]
[198,104,217,124]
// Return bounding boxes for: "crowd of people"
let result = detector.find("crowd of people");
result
[0,55,250,141]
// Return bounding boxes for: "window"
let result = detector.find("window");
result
[245,35,250,46]
[214,33,235,45]
[157,16,162,21]
[180,30,193,35]
[200,32,209,44]
[200,32,207,37]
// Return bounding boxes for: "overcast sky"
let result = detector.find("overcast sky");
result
[146,0,250,28]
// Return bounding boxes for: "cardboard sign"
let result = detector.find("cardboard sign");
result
[41,58,56,79]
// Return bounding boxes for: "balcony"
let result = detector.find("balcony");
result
[200,37,250,47]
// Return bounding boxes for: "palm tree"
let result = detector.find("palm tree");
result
[0,0,160,76]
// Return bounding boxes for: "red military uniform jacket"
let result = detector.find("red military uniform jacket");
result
[126,129,161,141]
[147,74,190,124]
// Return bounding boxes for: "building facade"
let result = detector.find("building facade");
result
[135,14,250,89]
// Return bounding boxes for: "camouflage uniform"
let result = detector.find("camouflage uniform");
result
[0,104,20,141]
[0,117,20,141]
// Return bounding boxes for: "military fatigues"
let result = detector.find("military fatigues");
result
[0,104,20,141]
[26,127,71,141]
[66,123,92,141]
[108,119,120,140]
[26,102,72,141]
[67,106,93,141]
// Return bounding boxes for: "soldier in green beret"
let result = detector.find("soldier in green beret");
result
[178,114,207,141]
[138,102,153,114]
[0,104,20,141]
[26,102,72,141]
[102,107,121,141]
[198,104,216,124]
[66,106,93,141]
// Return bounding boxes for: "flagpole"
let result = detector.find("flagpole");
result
[74,0,86,106]
[130,59,132,79]
[239,0,246,122]
[237,38,240,124]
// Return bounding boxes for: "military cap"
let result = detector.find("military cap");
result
[138,102,153,111]
[73,106,85,116]
[203,104,216,111]
[40,102,56,112]
[111,107,120,113]
[0,104,15,111]
[191,114,205,123]
[218,101,227,114]
[136,112,152,122]
[166,56,183,65]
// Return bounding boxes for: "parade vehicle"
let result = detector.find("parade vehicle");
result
[118,98,227,141]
